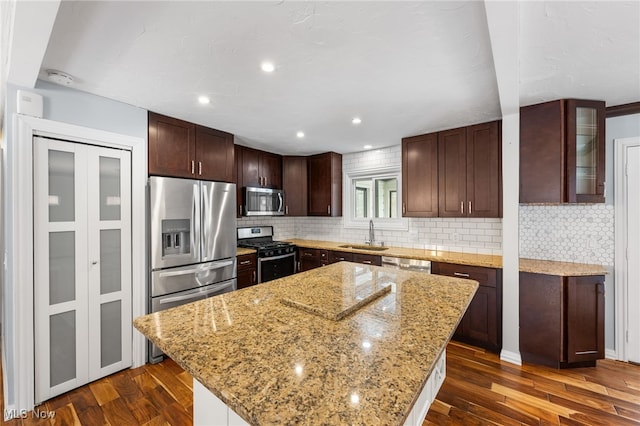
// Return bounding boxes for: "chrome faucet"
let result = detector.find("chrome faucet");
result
[367,219,375,245]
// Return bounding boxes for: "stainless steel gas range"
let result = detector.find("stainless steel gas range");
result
[237,226,296,283]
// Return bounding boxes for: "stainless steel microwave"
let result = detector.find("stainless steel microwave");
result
[243,186,285,216]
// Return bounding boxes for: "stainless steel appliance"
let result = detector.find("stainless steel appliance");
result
[237,226,296,283]
[243,187,285,216]
[381,256,432,273]
[149,176,237,363]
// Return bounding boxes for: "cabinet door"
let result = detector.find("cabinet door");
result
[148,112,195,178]
[283,156,308,216]
[235,146,243,217]
[260,152,283,189]
[402,133,438,217]
[195,125,234,182]
[308,152,342,217]
[464,284,498,349]
[519,272,564,367]
[438,127,467,217]
[519,101,566,203]
[240,146,261,188]
[466,121,501,218]
[566,100,606,203]
[566,275,605,363]
[299,248,322,271]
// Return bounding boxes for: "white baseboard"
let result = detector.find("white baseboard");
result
[500,349,522,366]
[605,348,618,360]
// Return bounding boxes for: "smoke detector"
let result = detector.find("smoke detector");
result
[46,70,74,86]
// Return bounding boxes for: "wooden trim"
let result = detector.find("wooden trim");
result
[606,102,640,118]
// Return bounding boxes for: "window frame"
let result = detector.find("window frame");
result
[343,166,408,231]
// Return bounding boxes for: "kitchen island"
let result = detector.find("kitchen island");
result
[134,262,478,425]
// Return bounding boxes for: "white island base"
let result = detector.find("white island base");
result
[193,349,446,426]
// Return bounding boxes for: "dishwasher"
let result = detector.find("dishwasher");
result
[381,256,431,273]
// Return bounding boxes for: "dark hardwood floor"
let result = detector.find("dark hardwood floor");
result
[2,341,639,425]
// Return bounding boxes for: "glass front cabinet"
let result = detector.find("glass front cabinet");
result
[566,99,606,203]
[520,99,606,204]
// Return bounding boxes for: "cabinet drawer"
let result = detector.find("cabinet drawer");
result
[432,262,497,287]
[352,253,382,266]
[329,251,353,263]
[237,254,257,271]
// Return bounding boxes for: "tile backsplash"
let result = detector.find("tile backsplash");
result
[519,204,614,265]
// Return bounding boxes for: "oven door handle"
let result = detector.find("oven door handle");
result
[259,252,295,262]
[158,260,234,278]
[159,281,235,304]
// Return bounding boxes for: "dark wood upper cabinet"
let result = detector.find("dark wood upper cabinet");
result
[520,99,605,203]
[148,112,195,178]
[235,145,282,189]
[401,133,438,217]
[438,121,501,218]
[194,125,234,182]
[283,156,308,216]
[438,127,467,217]
[307,152,342,217]
[148,111,234,181]
[520,272,605,368]
[466,122,502,217]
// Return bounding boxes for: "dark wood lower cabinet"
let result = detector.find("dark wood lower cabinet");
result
[298,248,328,271]
[236,253,257,289]
[299,248,382,270]
[520,272,604,368]
[432,262,502,353]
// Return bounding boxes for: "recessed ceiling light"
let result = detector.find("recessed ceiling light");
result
[261,62,275,73]
[296,131,305,138]
[352,117,362,125]
[363,144,372,150]
[198,96,210,105]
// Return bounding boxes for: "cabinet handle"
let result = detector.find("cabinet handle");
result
[240,260,251,265]
[362,260,372,264]
[264,176,267,186]
[468,201,472,214]
[303,252,313,257]
[327,205,331,215]
[460,201,464,214]
[252,270,256,284]
[239,205,242,216]
[402,202,406,215]
[198,161,202,175]
[454,272,470,278]
[285,205,289,215]
[191,160,195,174]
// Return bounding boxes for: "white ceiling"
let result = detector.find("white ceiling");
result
[34,1,640,155]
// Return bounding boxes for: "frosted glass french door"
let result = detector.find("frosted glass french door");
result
[33,136,132,403]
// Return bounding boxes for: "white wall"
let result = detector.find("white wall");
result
[2,80,147,407]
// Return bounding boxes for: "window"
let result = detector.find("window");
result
[344,167,407,230]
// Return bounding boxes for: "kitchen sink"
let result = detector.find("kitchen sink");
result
[338,244,389,251]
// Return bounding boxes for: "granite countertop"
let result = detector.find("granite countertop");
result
[287,239,607,277]
[237,247,257,256]
[134,262,478,425]
[519,258,608,276]
[287,238,503,268]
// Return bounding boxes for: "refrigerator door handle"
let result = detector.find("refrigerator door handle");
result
[192,182,201,261]
[158,260,235,278]
[159,280,235,304]
[201,183,209,260]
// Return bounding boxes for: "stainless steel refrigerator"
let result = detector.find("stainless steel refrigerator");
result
[148,176,237,363]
